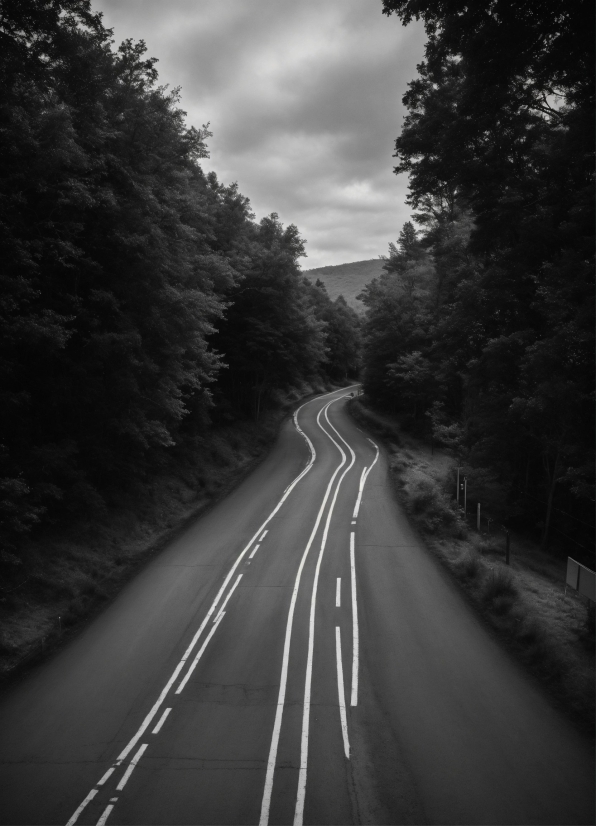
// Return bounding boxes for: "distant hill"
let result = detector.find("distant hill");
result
[303,259,385,312]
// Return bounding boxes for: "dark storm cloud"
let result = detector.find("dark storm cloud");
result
[94,0,425,267]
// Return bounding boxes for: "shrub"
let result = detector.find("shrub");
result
[456,551,483,581]
[402,469,463,534]
[482,567,518,603]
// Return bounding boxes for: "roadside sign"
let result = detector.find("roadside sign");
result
[566,557,595,602]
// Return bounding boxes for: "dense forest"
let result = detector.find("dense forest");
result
[361,0,594,560]
[0,0,360,563]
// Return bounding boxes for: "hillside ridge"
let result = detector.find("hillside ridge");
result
[303,258,384,311]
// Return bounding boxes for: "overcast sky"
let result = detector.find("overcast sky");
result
[93,0,425,269]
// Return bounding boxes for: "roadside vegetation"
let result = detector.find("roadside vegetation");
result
[0,381,336,678]
[0,3,360,678]
[350,398,595,731]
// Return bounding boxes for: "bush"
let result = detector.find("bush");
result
[456,551,483,581]
[402,469,463,534]
[482,567,518,602]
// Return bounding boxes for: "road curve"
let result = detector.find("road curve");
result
[0,387,593,825]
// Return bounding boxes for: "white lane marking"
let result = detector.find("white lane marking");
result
[152,707,171,734]
[249,544,260,559]
[96,804,114,826]
[259,530,268,541]
[259,399,347,826]
[105,401,320,774]
[214,574,243,622]
[67,387,355,826]
[114,660,186,766]
[116,743,148,792]
[336,578,341,608]
[351,521,356,525]
[176,613,225,694]
[335,626,350,759]
[294,403,356,826]
[97,767,115,786]
[350,533,359,707]
[352,467,368,518]
[66,789,98,826]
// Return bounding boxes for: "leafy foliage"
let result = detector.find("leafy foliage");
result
[0,3,360,558]
[363,0,594,558]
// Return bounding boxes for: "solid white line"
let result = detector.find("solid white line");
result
[352,466,367,518]
[66,789,98,826]
[67,386,356,826]
[294,403,356,826]
[336,578,341,608]
[108,400,321,772]
[259,530,268,541]
[335,626,350,759]
[114,660,186,766]
[350,533,359,707]
[249,544,260,559]
[259,399,347,826]
[152,707,171,734]
[116,743,148,792]
[214,574,243,622]
[97,767,115,786]
[176,613,225,694]
[96,804,114,826]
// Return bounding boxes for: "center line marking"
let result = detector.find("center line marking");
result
[96,804,114,826]
[350,532,359,707]
[294,402,356,826]
[259,530,268,541]
[97,767,115,786]
[260,397,350,826]
[116,742,148,792]
[152,707,171,734]
[249,544,260,559]
[335,626,350,758]
[176,613,225,694]
[214,574,243,622]
[336,578,341,607]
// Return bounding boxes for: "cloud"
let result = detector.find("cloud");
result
[94,0,425,268]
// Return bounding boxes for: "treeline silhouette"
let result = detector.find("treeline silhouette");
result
[0,1,360,559]
[360,0,594,559]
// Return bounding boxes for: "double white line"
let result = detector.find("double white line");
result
[66,388,353,826]
[259,397,368,826]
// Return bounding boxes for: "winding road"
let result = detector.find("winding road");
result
[0,387,593,825]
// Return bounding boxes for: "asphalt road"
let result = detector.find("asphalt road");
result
[0,387,594,825]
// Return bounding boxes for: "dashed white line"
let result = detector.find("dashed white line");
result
[65,386,358,826]
[259,530,268,541]
[335,626,350,759]
[259,399,348,826]
[95,803,114,826]
[336,578,341,607]
[66,790,98,826]
[116,743,148,792]
[294,402,356,826]
[350,533,359,707]
[176,613,225,694]
[214,574,243,622]
[352,466,368,519]
[152,707,171,734]
[97,767,115,787]
[249,544,260,559]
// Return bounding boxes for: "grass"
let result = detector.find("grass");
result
[348,397,595,733]
[0,380,335,679]
[303,259,385,312]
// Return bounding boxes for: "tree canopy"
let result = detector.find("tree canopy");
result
[361,0,594,557]
[0,2,360,557]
